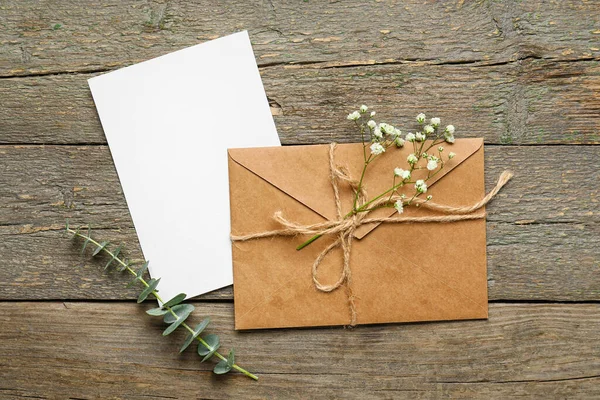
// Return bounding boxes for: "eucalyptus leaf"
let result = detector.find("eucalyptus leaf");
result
[137,261,149,277]
[179,318,211,353]
[162,293,186,308]
[226,348,235,368]
[198,334,220,361]
[146,307,170,316]
[163,312,190,336]
[80,237,91,255]
[163,304,195,324]
[126,276,140,288]
[127,261,149,288]
[104,245,122,270]
[80,227,92,255]
[117,259,130,273]
[202,345,221,362]
[213,359,231,375]
[137,278,160,303]
[92,241,110,257]
[195,318,211,335]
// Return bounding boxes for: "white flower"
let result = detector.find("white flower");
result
[367,120,377,129]
[416,113,426,124]
[426,159,438,171]
[394,200,404,214]
[394,137,405,147]
[373,127,383,139]
[388,128,401,139]
[415,132,426,142]
[379,123,394,135]
[430,117,441,127]
[370,142,385,155]
[438,146,444,152]
[407,153,418,164]
[445,125,455,134]
[405,132,416,142]
[394,168,411,180]
[415,179,428,193]
[424,125,435,134]
[444,132,455,143]
[426,195,432,200]
[360,105,368,113]
[448,152,456,159]
[347,111,361,121]
[370,111,376,117]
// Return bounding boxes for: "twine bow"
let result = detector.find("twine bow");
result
[231,143,513,326]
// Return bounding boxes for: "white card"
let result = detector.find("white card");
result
[88,31,280,302]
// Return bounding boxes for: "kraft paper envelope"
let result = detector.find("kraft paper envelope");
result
[228,138,488,330]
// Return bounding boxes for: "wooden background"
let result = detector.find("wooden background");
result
[1,1,599,398]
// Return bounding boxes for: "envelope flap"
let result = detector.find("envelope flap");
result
[228,144,342,222]
[228,138,483,238]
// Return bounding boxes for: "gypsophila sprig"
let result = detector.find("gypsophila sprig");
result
[297,107,458,250]
[65,222,258,381]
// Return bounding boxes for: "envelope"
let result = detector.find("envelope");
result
[228,138,488,330]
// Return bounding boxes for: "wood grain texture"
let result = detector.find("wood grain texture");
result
[1,0,598,77]
[1,1,599,397]
[1,302,599,399]
[2,58,600,145]
[1,144,598,301]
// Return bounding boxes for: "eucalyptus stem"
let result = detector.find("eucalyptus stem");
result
[67,227,258,381]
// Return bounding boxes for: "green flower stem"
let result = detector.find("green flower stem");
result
[67,228,258,381]
[352,158,371,211]
[296,233,322,250]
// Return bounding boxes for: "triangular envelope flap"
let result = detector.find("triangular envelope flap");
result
[228,138,483,238]
[228,144,343,222]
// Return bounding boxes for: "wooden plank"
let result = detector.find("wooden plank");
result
[0,302,598,399]
[1,145,598,301]
[2,58,600,145]
[1,0,598,77]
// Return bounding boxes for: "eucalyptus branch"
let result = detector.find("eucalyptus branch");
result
[297,108,457,250]
[66,223,258,381]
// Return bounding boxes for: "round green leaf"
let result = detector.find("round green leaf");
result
[213,359,231,375]
[137,278,160,303]
[104,245,122,270]
[163,304,195,324]
[201,345,221,363]
[162,293,187,308]
[137,261,149,277]
[198,334,220,360]
[179,318,211,353]
[194,318,211,336]
[92,242,109,257]
[146,307,170,316]
[163,314,189,336]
